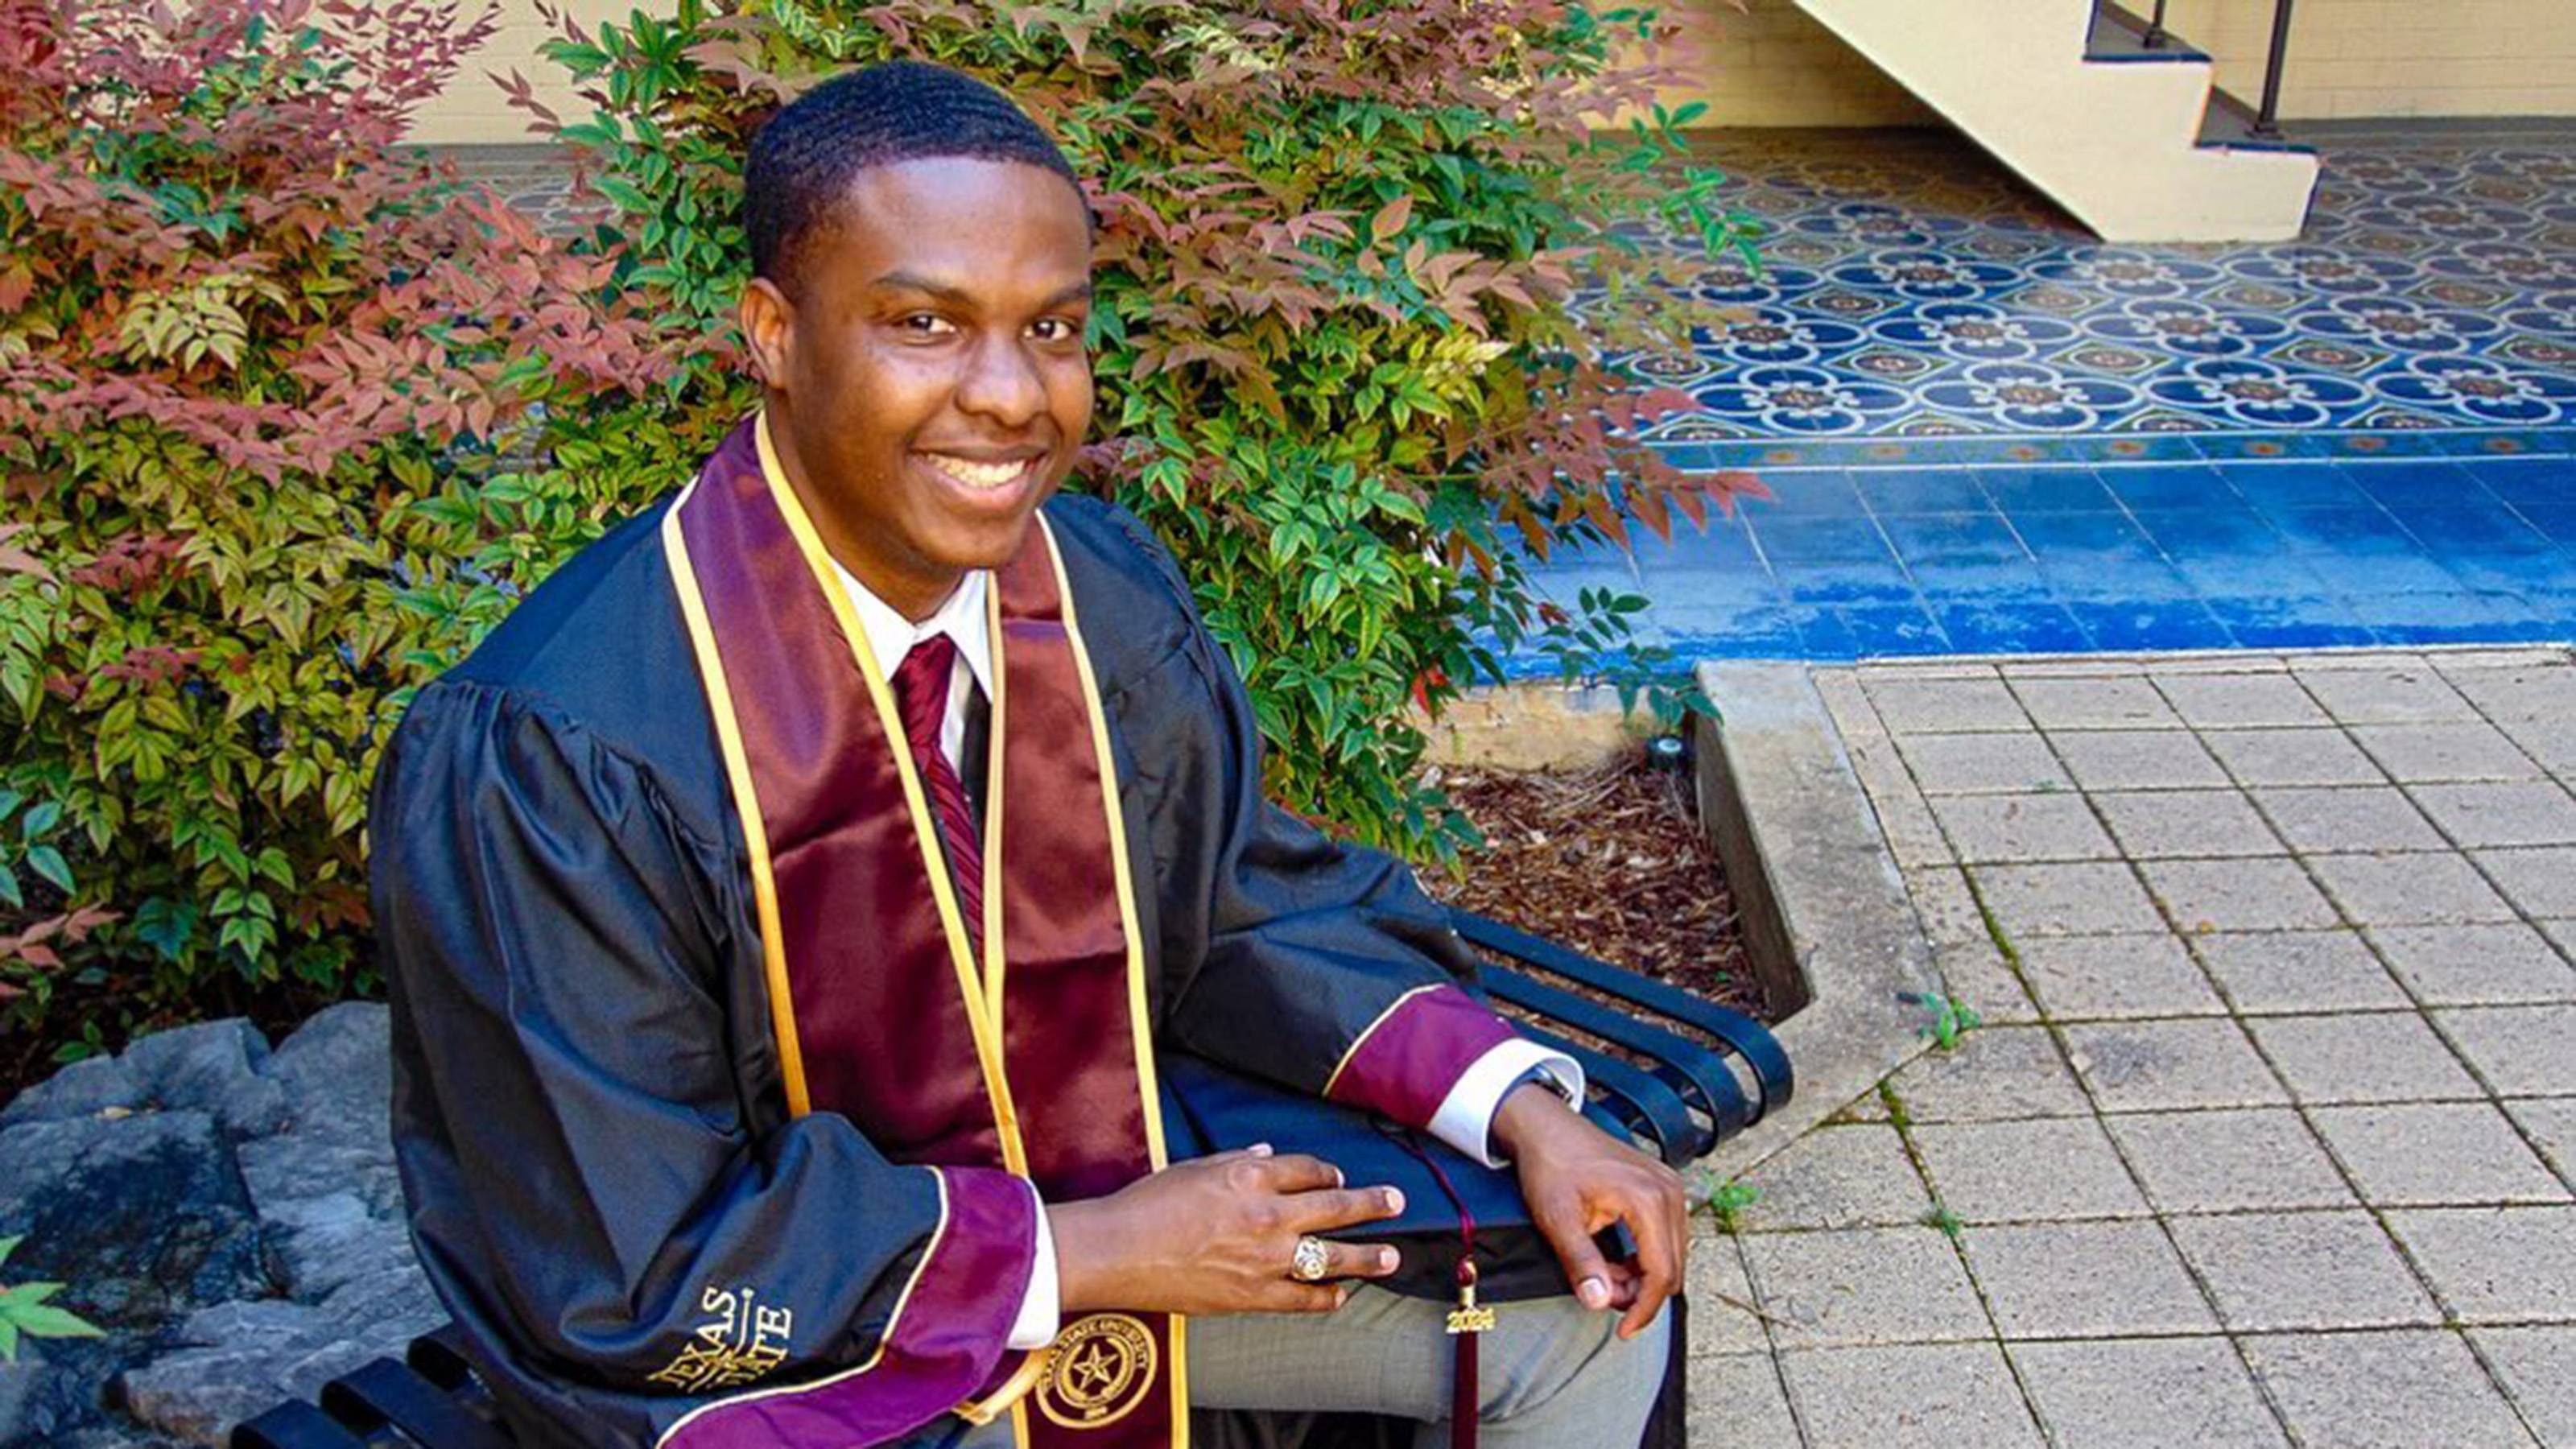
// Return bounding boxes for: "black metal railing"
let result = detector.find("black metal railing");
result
[2251,0,2297,138]
[2123,0,2299,143]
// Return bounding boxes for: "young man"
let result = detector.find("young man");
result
[371,60,1686,1449]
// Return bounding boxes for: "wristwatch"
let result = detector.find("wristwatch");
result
[1488,1064,1579,1160]
[1507,1063,1579,1108]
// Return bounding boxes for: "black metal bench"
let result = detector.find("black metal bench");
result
[231,908,1792,1449]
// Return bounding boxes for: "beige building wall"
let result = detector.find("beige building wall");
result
[413,0,645,146]
[2156,0,2576,120]
[1666,0,2576,127]
[1667,0,1935,126]
[415,0,2576,144]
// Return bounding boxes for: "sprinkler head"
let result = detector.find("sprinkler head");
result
[1645,733,1689,774]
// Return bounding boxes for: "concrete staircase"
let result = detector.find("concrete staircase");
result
[1790,0,2321,242]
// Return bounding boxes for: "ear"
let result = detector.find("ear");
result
[738,275,795,391]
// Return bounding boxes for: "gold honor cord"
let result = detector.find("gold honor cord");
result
[1034,513,1187,1446]
[660,487,809,1118]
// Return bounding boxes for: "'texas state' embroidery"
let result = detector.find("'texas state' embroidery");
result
[648,1284,795,1391]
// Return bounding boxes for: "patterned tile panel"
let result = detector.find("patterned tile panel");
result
[1602,130,2576,467]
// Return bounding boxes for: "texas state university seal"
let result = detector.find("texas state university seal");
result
[1034,1313,1159,1430]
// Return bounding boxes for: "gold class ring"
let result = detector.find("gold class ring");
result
[1290,1236,1331,1283]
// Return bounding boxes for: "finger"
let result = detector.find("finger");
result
[1619,1192,1681,1341]
[1660,1170,1692,1276]
[1600,1260,1643,1310]
[1299,1238,1401,1280]
[1259,1281,1352,1315]
[1286,1185,1406,1232]
[1253,1153,1344,1194]
[1539,1200,1619,1311]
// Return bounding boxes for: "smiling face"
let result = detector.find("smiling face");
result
[740,155,1095,620]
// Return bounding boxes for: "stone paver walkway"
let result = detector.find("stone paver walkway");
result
[1690,646,2576,1448]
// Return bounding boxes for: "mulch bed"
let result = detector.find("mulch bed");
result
[1425,754,1765,1019]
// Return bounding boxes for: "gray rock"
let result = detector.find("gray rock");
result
[116,1264,442,1447]
[258,1193,414,1301]
[0,1054,143,1131]
[0,1358,52,1447]
[114,1348,293,1447]
[0,1111,266,1329]
[237,1130,399,1224]
[306,1259,442,1344]
[169,1297,324,1356]
[123,1022,287,1141]
[1,1005,434,1449]
[0,1335,148,1449]
[54,1427,182,1449]
[259,1005,389,1140]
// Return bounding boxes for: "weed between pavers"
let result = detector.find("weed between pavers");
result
[1907,990,1984,1051]
[1699,1174,1761,1235]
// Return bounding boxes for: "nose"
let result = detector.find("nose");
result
[954,331,1047,431]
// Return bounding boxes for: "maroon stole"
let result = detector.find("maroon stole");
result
[656,415,1185,1449]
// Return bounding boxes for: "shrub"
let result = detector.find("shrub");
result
[0,0,666,1042]
[0,1233,101,1364]
[514,0,1761,859]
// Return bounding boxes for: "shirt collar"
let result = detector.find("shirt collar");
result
[830,562,994,702]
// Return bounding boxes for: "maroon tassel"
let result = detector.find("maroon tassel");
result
[1450,1256,1482,1449]
[1392,1132,1491,1449]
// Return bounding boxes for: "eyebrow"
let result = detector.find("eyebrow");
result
[872,270,1093,309]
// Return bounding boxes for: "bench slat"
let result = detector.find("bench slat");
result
[1452,910,1794,1124]
[321,1358,514,1449]
[1481,965,1753,1142]
[228,1400,370,1449]
[1511,1022,1709,1165]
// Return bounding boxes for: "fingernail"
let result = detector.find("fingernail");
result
[1383,1188,1405,1214]
[1378,1249,1398,1272]
[1248,1142,1274,1157]
[1332,1166,1345,1187]
[1335,1286,1352,1308]
[1579,1278,1610,1309]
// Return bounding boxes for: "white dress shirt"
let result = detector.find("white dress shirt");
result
[832,564,1583,1351]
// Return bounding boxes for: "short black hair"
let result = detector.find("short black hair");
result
[744,60,1083,296]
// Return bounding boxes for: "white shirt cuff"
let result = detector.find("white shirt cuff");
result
[1006,1185,1061,1351]
[1426,1038,1586,1169]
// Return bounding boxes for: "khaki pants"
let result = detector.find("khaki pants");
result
[942,1288,1672,1449]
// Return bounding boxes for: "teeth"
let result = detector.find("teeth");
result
[922,454,1026,489]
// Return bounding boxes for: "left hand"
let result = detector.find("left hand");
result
[1491,1081,1690,1341]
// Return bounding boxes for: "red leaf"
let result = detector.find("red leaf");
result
[1369,194,1413,246]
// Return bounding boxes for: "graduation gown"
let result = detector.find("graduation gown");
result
[370,417,1517,1448]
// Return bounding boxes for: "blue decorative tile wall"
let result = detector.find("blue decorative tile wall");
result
[1514,129,2576,666]
[1592,130,2576,467]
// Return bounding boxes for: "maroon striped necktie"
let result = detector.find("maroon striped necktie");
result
[891,634,984,956]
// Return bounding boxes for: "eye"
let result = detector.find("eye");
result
[898,312,956,336]
[1030,316,1086,345]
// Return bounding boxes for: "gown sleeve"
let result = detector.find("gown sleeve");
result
[1097,510,1522,1133]
[373,679,1036,1448]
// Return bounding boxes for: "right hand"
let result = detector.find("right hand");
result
[1047,1146,1407,1316]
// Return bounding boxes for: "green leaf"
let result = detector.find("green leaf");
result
[0,1300,104,1340]
[23,846,69,895]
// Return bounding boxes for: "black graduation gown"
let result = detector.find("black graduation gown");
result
[369,489,1498,1447]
